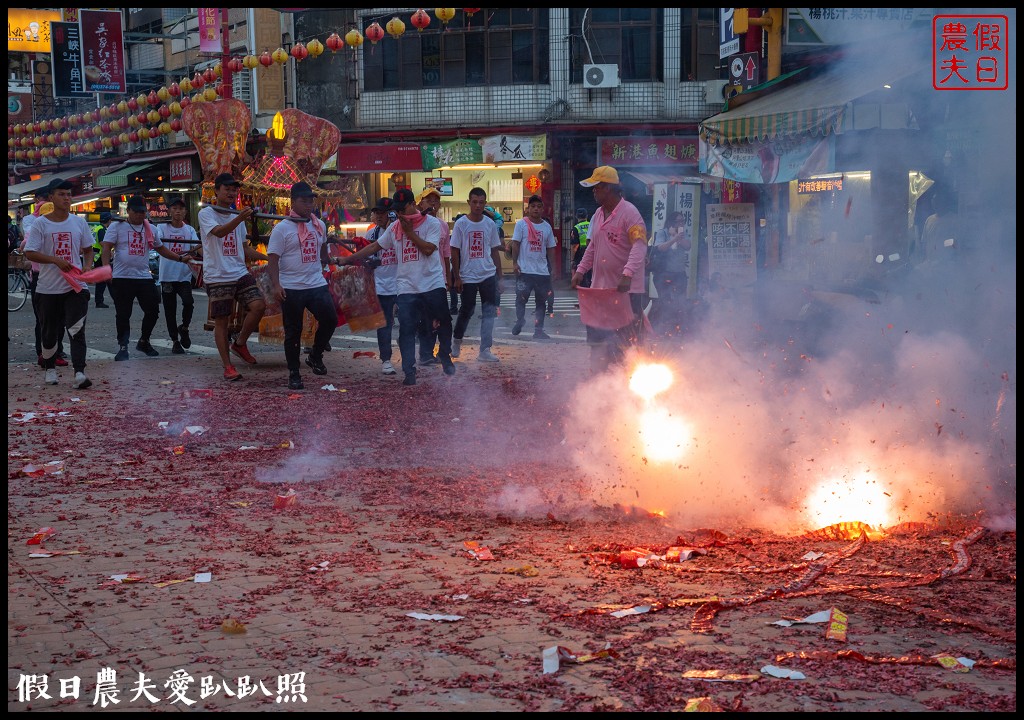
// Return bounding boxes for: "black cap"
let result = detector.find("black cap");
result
[46,178,74,193]
[214,172,240,188]
[291,181,315,199]
[99,211,112,222]
[126,195,147,211]
[392,187,416,209]
[576,207,588,219]
[167,197,186,208]
[372,197,393,213]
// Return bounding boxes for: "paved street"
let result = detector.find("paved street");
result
[7,279,586,368]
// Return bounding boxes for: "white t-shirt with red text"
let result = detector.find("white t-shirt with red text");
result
[198,206,249,283]
[157,222,199,283]
[512,218,556,275]
[451,216,502,283]
[105,220,163,280]
[23,214,93,294]
[266,216,328,290]
[375,215,445,295]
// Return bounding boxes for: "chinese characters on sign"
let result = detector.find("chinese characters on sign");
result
[198,9,222,53]
[421,139,483,171]
[170,158,194,183]
[933,15,1008,90]
[479,134,547,163]
[706,203,757,289]
[51,21,91,99]
[599,137,699,167]
[7,9,61,53]
[79,9,127,94]
[16,670,308,707]
[797,177,844,193]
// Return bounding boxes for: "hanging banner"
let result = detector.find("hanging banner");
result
[8,9,61,53]
[479,134,547,163]
[676,184,701,298]
[699,134,834,184]
[197,9,221,53]
[170,157,196,183]
[706,203,756,289]
[51,21,91,99]
[79,9,126,93]
[421,139,483,171]
[650,184,671,234]
[599,136,699,167]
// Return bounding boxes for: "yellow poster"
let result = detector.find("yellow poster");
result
[8,9,62,53]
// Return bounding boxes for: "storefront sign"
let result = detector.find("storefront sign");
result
[797,176,844,193]
[197,9,221,53]
[786,8,925,46]
[337,144,423,172]
[699,134,834,184]
[723,179,743,202]
[51,21,91,99]
[8,9,61,53]
[480,134,547,163]
[170,157,195,183]
[599,137,699,167]
[79,9,126,94]
[421,139,483,171]
[706,203,757,289]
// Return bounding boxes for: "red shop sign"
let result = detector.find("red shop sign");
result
[336,144,423,173]
[169,157,194,183]
[598,136,698,167]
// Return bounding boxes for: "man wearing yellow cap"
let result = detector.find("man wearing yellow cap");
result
[571,166,649,369]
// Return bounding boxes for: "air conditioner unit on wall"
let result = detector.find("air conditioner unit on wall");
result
[703,79,730,102]
[583,64,620,89]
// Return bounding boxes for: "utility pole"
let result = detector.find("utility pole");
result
[220,7,232,99]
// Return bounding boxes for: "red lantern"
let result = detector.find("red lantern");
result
[203,67,217,84]
[168,82,181,97]
[290,42,309,62]
[193,72,205,89]
[365,22,385,45]
[326,32,344,52]
[411,9,431,31]
[170,118,183,132]
[463,8,480,16]
[159,104,172,119]
[147,90,160,107]
[127,97,139,111]
[259,51,273,67]
[227,57,244,73]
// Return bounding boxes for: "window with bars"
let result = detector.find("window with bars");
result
[362,9,549,91]
[568,8,664,83]
[680,8,724,81]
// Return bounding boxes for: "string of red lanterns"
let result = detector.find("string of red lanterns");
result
[9,10,486,162]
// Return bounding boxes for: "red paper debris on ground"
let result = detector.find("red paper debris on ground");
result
[274,489,298,509]
[825,607,849,641]
[26,527,55,545]
[352,351,376,359]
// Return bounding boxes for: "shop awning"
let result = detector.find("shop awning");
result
[699,58,925,146]
[623,170,702,188]
[7,169,92,202]
[96,161,160,188]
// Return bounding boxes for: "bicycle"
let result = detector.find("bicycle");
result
[8,252,31,312]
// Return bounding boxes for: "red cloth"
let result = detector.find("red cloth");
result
[61,265,113,293]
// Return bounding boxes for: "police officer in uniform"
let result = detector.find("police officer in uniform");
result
[570,207,592,288]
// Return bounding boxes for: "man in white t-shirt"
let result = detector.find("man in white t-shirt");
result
[102,194,188,361]
[450,187,505,362]
[157,198,200,354]
[415,186,452,365]
[338,188,454,386]
[22,184,68,366]
[366,198,399,376]
[510,194,558,340]
[267,182,339,390]
[22,178,95,388]
[197,173,269,382]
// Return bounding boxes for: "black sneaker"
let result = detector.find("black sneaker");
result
[419,356,439,366]
[533,330,552,340]
[171,342,185,354]
[305,354,327,376]
[178,325,191,349]
[450,306,459,315]
[511,320,524,336]
[95,302,109,308]
[442,361,456,376]
[402,374,417,386]
[136,341,159,357]
[288,372,304,390]
[115,346,129,361]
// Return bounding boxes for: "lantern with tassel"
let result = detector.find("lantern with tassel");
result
[365,22,385,45]
[386,17,406,39]
[259,51,273,67]
[290,42,309,62]
[326,32,344,53]
[228,57,244,73]
[242,54,259,70]
[436,8,456,25]
[411,9,431,31]
[306,38,324,57]
[272,47,289,65]
[345,28,363,48]
[179,77,193,94]
[463,8,481,16]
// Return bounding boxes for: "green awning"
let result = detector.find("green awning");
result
[96,161,159,188]
[700,59,924,146]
